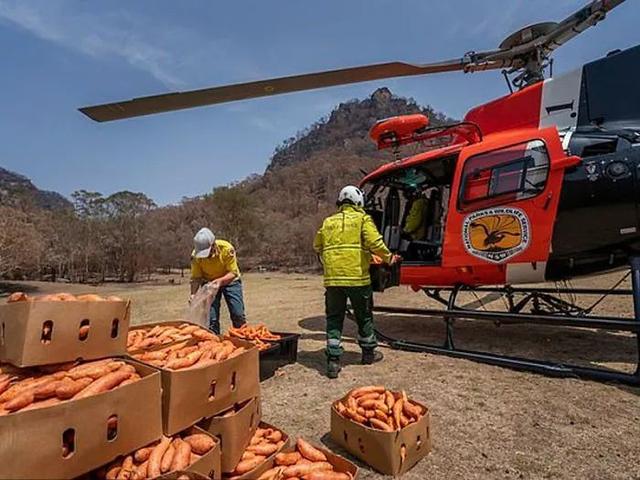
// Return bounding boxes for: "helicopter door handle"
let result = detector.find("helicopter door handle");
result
[542,193,553,210]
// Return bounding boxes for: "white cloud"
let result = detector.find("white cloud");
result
[0,0,184,87]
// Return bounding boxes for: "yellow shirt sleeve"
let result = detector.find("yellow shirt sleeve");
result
[222,246,241,277]
[313,227,323,253]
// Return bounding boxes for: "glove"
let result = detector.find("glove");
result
[389,254,402,265]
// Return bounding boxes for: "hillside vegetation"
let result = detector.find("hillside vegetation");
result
[0,88,454,282]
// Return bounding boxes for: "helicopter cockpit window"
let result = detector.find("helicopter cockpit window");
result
[459,140,549,210]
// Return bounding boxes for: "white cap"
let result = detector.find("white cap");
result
[193,227,216,258]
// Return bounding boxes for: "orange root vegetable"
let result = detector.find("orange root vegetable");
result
[20,396,61,412]
[73,370,131,399]
[105,465,121,480]
[297,438,327,462]
[55,377,93,399]
[275,452,301,466]
[234,455,266,474]
[335,401,346,415]
[165,350,202,370]
[117,456,134,480]
[76,294,105,301]
[283,462,333,478]
[4,391,35,411]
[355,392,380,403]
[160,443,176,473]
[306,472,351,480]
[350,385,385,398]
[134,446,153,463]
[403,401,422,419]
[267,429,283,443]
[131,461,148,480]
[171,438,192,471]
[247,443,279,456]
[7,292,28,302]
[370,418,394,432]
[393,399,403,430]
[183,433,216,455]
[344,409,367,424]
[385,391,395,410]
[258,467,285,480]
[148,436,172,478]
[33,379,64,400]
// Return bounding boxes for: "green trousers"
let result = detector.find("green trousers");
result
[325,285,378,358]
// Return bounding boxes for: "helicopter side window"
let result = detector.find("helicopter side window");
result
[459,140,549,211]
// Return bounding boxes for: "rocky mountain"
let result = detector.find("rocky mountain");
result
[267,87,456,171]
[0,167,71,210]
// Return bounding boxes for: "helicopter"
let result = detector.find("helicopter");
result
[79,0,640,385]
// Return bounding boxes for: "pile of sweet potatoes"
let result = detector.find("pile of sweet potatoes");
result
[127,323,217,351]
[334,386,425,432]
[227,425,286,478]
[0,359,141,415]
[7,292,122,302]
[130,338,247,371]
[95,429,217,480]
[258,438,353,480]
[226,324,280,351]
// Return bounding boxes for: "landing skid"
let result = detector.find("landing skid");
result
[372,261,640,386]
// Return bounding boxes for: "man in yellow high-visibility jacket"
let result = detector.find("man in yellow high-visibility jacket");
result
[313,185,399,379]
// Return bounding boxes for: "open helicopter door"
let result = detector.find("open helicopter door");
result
[371,187,402,291]
[443,126,579,284]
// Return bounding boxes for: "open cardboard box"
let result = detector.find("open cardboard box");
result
[222,421,289,480]
[132,337,260,435]
[0,359,162,479]
[0,300,131,367]
[330,395,432,476]
[198,396,261,473]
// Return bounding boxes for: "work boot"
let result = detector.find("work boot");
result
[327,357,341,379]
[362,349,384,365]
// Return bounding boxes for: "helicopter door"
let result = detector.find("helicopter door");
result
[443,126,579,278]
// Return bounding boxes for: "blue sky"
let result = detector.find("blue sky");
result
[0,0,637,205]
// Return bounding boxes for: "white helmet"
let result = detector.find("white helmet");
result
[338,185,365,207]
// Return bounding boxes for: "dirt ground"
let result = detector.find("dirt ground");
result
[2,272,639,480]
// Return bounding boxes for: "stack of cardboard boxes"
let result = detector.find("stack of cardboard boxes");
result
[0,298,164,479]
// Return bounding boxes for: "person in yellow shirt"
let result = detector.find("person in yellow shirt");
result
[190,227,246,334]
[403,191,427,241]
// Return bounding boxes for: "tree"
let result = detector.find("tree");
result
[0,206,44,277]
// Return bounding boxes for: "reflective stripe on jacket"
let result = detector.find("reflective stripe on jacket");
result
[313,204,392,287]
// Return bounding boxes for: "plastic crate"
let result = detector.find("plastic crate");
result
[259,331,300,381]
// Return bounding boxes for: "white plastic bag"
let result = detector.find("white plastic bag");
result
[184,281,220,328]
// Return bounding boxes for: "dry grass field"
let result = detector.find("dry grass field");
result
[2,272,639,479]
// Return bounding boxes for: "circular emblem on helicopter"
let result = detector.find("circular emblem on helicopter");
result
[462,207,530,263]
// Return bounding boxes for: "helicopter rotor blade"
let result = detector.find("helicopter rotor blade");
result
[79,57,503,122]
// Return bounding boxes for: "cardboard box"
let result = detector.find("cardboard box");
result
[330,397,432,476]
[0,300,131,367]
[0,360,162,479]
[198,397,261,473]
[132,337,260,435]
[279,441,359,479]
[222,422,290,480]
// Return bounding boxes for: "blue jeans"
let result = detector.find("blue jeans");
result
[209,280,246,334]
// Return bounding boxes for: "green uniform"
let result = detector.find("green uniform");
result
[313,204,393,357]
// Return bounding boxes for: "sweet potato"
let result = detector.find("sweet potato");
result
[234,455,266,474]
[131,461,148,480]
[73,370,131,399]
[393,398,403,430]
[4,391,35,411]
[247,443,279,456]
[7,292,28,302]
[134,446,153,463]
[55,377,93,399]
[148,436,172,478]
[105,465,121,480]
[20,396,61,412]
[275,451,302,466]
[297,438,327,462]
[258,467,285,480]
[283,462,332,477]
[306,472,351,480]
[402,400,422,419]
[350,385,385,398]
[183,433,216,455]
[355,392,380,403]
[165,350,202,370]
[160,443,176,473]
[106,295,123,302]
[385,390,395,410]
[117,456,134,480]
[344,408,367,424]
[267,429,283,443]
[192,329,217,341]
[370,418,393,432]
[171,438,192,471]
[77,294,105,301]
